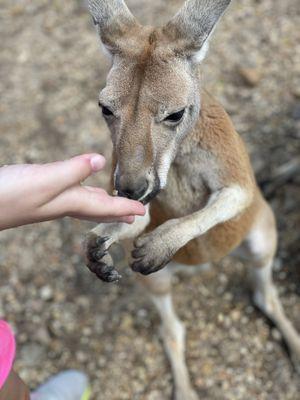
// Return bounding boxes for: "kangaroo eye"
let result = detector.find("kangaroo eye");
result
[164,109,185,123]
[99,102,114,117]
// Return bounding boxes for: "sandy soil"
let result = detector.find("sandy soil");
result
[0,0,299,399]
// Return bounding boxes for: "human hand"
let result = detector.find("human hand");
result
[0,154,145,231]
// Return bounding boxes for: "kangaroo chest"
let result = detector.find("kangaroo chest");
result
[151,146,220,221]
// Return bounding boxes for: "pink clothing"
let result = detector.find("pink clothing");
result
[0,320,16,389]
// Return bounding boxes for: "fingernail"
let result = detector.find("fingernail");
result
[90,155,105,172]
[125,216,135,224]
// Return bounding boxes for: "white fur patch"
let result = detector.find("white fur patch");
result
[92,204,150,241]
[113,163,119,188]
[247,227,271,259]
[191,41,209,63]
[185,185,251,241]
[157,145,175,189]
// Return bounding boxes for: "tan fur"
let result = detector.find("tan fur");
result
[87,2,300,398]
[98,14,275,278]
[148,90,260,265]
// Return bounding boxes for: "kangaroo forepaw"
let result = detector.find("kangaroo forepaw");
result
[85,233,121,283]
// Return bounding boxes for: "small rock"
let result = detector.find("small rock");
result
[238,67,261,87]
[20,343,44,366]
[273,258,283,272]
[271,328,282,342]
[245,305,254,314]
[40,285,53,301]
[83,327,92,336]
[231,309,241,321]
[291,103,300,120]
[266,341,274,352]
[217,313,224,323]
[278,271,287,280]
[76,351,88,362]
[291,85,300,99]
[9,5,25,16]
[120,315,133,330]
[35,327,51,345]
[146,390,165,400]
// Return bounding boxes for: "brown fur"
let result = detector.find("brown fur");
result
[147,90,261,265]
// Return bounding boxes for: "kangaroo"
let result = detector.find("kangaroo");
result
[86,1,300,398]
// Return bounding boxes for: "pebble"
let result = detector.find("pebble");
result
[35,327,51,345]
[76,351,88,362]
[271,328,282,342]
[20,343,44,367]
[291,103,300,121]
[238,67,262,87]
[39,285,54,301]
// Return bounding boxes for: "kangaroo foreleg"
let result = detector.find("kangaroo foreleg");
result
[132,185,251,275]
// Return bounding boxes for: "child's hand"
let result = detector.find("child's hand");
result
[0,154,145,230]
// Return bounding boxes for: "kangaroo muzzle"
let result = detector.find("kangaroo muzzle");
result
[115,168,161,204]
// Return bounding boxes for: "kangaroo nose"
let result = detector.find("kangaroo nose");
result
[116,178,149,201]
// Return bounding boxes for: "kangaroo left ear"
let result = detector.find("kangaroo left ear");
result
[163,0,231,63]
[88,0,139,55]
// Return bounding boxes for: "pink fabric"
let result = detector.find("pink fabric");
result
[0,320,16,389]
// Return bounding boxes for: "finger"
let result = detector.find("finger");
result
[83,187,145,217]
[120,215,135,224]
[94,215,135,224]
[42,154,106,193]
[108,196,146,217]
[39,185,144,223]
[71,188,145,218]
[73,215,135,224]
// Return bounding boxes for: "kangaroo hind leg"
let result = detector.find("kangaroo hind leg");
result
[137,265,199,400]
[240,200,300,371]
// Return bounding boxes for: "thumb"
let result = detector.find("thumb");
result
[44,154,106,191]
[67,154,106,183]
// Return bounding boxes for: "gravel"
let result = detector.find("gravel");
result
[0,0,299,399]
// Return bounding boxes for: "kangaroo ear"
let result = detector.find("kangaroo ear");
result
[88,0,139,54]
[163,0,231,63]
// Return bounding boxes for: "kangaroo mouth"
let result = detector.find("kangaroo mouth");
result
[140,186,161,205]
[113,176,161,205]
[139,174,161,205]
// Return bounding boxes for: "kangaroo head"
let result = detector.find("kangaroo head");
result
[89,0,231,203]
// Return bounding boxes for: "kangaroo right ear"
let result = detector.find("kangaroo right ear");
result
[163,0,231,63]
[88,0,139,55]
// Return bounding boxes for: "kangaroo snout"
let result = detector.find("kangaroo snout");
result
[116,175,149,201]
[115,169,161,204]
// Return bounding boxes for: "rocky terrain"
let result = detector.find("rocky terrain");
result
[0,0,299,399]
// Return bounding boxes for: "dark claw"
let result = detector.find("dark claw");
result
[131,260,166,276]
[131,248,146,259]
[87,235,109,251]
[140,267,161,275]
[88,248,107,262]
[88,262,121,283]
[131,260,143,272]
[96,236,110,247]
[104,270,122,283]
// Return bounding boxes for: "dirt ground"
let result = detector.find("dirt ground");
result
[0,0,300,399]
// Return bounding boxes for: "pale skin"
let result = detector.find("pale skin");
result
[0,153,145,231]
